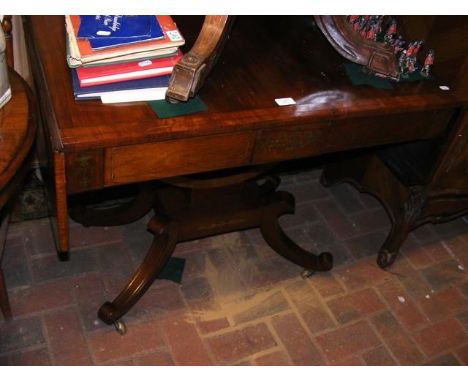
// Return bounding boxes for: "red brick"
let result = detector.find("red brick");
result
[457,310,468,331]
[0,348,51,366]
[31,247,99,283]
[431,218,468,239]
[345,231,388,260]
[314,199,359,240]
[413,318,468,358]
[424,241,452,262]
[272,312,325,365]
[2,239,32,288]
[254,351,291,366]
[358,193,381,209]
[207,323,277,364]
[0,317,45,354]
[160,312,212,365]
[424,353,461,366]
[22,219,56,256]
[197,317,230,334]
[401,238,434,269]
[336,260,391,291]
[327,288,385,324]
[132,350,175,366]
[233,360,253,366]
[241,255,301,290]
[281,201,320,228]
[362,345,397,366]
[285,280,335,334]
[371,310,424,365]
[328,356,365,365]
[391,259,433,299]
[377,280,427,331]
[69,224,122,249]
[10,279,74,316]
[292,179,329,202]
[310,273,345,299]
[411,225,437,244]
[421,259,466,292]
[459,281,468,299]
[348,209,390,234]
[328,183,366,214]
[443,236,468,267]
[419,286,468,322]
[44,308,92,365]
[89,319,166,364]
[233,291,289,325]
[455,344,468,365]
[70,272,106,302]
[129,280,185,319]
[315,320,380,363]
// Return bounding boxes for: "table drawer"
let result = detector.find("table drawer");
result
[253,109,453,163]
[105,132,255,185]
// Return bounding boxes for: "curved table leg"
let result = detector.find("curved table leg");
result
[98,214,178,326]
[260,190,333,272]
[377,199,417,268]
[70,183,156,227]
[377,222,408,269]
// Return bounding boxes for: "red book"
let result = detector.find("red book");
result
[76,50,182,87]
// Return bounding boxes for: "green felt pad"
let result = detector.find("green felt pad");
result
[157,257,186,284]
[344,63,394,90]
[149,96,208,118]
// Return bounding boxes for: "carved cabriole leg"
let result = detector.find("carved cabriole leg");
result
[166,16,234,102]
[98,214,178,325]
[322,153,411,268]
[377,187,425,268]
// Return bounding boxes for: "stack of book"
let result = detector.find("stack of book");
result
[66,15,185,103]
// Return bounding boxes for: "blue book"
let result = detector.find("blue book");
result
[78,15,152,39]
[78,16,164,51]
[71,69,170,101]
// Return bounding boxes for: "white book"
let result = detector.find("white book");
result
[99,87,168,103]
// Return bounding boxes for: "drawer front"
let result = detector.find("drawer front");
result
[105,132,255,185]
[65,150,104,193]
[253,110,454,164]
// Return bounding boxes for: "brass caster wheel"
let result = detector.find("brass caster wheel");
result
[301,269,315,279]
[114,320,127,335]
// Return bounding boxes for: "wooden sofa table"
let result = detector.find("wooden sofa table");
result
[0,68,36,320]
[24,16,467,331]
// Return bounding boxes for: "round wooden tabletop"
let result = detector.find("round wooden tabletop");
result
[0,68,36,209]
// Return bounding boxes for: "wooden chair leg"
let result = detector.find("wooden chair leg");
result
[0,268,12,320]
[0,213,12,320]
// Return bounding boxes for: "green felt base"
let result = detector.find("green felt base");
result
[149,96,208,118]
[157,257,186,284]
[344,63,433,90]
[344,63,394,89]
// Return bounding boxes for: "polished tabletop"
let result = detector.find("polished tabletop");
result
[26,16,466,153]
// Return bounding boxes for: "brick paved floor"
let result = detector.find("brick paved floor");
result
[1,168,467,366]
